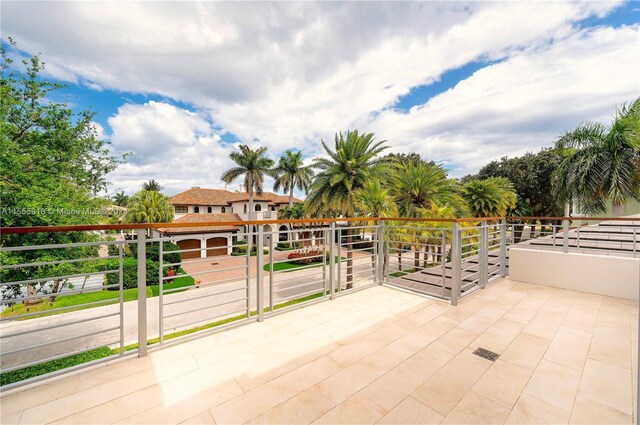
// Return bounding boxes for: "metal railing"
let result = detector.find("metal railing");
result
[1,214,638,388]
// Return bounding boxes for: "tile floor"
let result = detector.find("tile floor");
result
[0,278,637,424]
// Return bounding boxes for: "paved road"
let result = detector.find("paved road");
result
[0,252,376,370]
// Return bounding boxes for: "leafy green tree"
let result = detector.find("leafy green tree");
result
[306,130,388,288]
[462,177,517,217]
[473,149,564,217]
[142,179,162,192]
[273,150,313,207]
[383,152,434,167]
[112,191,129,207]
[0,40,124,304]
[221,144,276,221]
[553,98,640,215]
[390,162,465,218]
[125,190,174,223]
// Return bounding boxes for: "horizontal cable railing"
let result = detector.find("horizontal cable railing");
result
[1,215,638,388]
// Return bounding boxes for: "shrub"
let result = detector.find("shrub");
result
[287,250,327,265]
[132,242,181,267]
[276,242,302,250]
[103,258,159,290]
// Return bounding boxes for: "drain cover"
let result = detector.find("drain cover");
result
[473,347,500,361]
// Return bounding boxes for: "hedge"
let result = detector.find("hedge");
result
[103,258,160,290]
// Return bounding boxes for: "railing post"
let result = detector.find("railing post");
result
[329,222,335,299]
[337,228,342,293]
[451,222,462,306]
[479,224,488,289]
[256,225,264,322]
[246,226,252,318]
[136,229,147,357]
[158,240,164,344]
[269,228,274,311]
[500,218,507,276]
[562,219,569,253]
[376,220,384,285]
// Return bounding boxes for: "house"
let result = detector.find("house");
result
[169,188,300,220]
[158,188,303,259]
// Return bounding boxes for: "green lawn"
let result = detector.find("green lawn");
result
[389,267,418,278]
[150,274,195,297]
[0,290,327,387]
[263,256,343,272]
[2,270,194,319]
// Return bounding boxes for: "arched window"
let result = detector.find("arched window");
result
[244,204,247,214]
[255,204,262,212]
[194,206,200,213]
[207,206,212,213]
[221,207,226,213]
[271,206,276,211]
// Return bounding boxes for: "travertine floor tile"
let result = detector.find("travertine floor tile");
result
[500,333,549,370]
[313,393,386,424]
[412,349,492,416]
[377,396,443,425]
[523,360,581,412]
[361,346,452,411]
[570,394,632,424]
[578,358,633,415]
[247,387,335,425]
[505,394,570,424]
[441,391,510,424]
[471,359,532,408]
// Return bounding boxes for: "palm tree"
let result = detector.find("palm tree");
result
[125,190,174,223]
[221,144,276,222]
[142,179,162,192]
[306,130,388,288]
[273,150,314,207]
[462,177,516,217]
[112,191,129,207]
[553,98,640,216]
[390,162,465,218]
[354,180,397,276]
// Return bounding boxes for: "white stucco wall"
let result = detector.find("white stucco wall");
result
[509,247,640,300]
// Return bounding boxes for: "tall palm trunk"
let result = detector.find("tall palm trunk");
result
[422,246,428,268]
[289,186,294,208]
[397,247,402,271]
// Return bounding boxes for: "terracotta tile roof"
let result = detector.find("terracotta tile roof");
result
[157,213,242,235]
[170,188,302,206]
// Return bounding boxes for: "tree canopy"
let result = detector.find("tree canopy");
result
[0,40,125,302]
[553,98,640,215]
[472,149,564,217]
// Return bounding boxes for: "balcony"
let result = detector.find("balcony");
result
[0,217,638,424]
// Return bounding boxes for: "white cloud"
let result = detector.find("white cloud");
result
[364,25,640,176]
[2,0,637,189]
[105,102,236,196]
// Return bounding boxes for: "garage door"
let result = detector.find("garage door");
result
[177,239,200,260]
[206,237,227,257]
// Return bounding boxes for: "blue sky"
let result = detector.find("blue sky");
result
[2,1,638,196]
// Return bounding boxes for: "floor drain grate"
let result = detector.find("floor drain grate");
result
[473,347,500,361]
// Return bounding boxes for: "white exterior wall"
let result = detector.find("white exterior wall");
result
[509,247,640,300]
[174,201,286,220]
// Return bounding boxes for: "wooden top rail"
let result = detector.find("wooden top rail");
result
[1,216,636,235]
[506,216,640,222]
